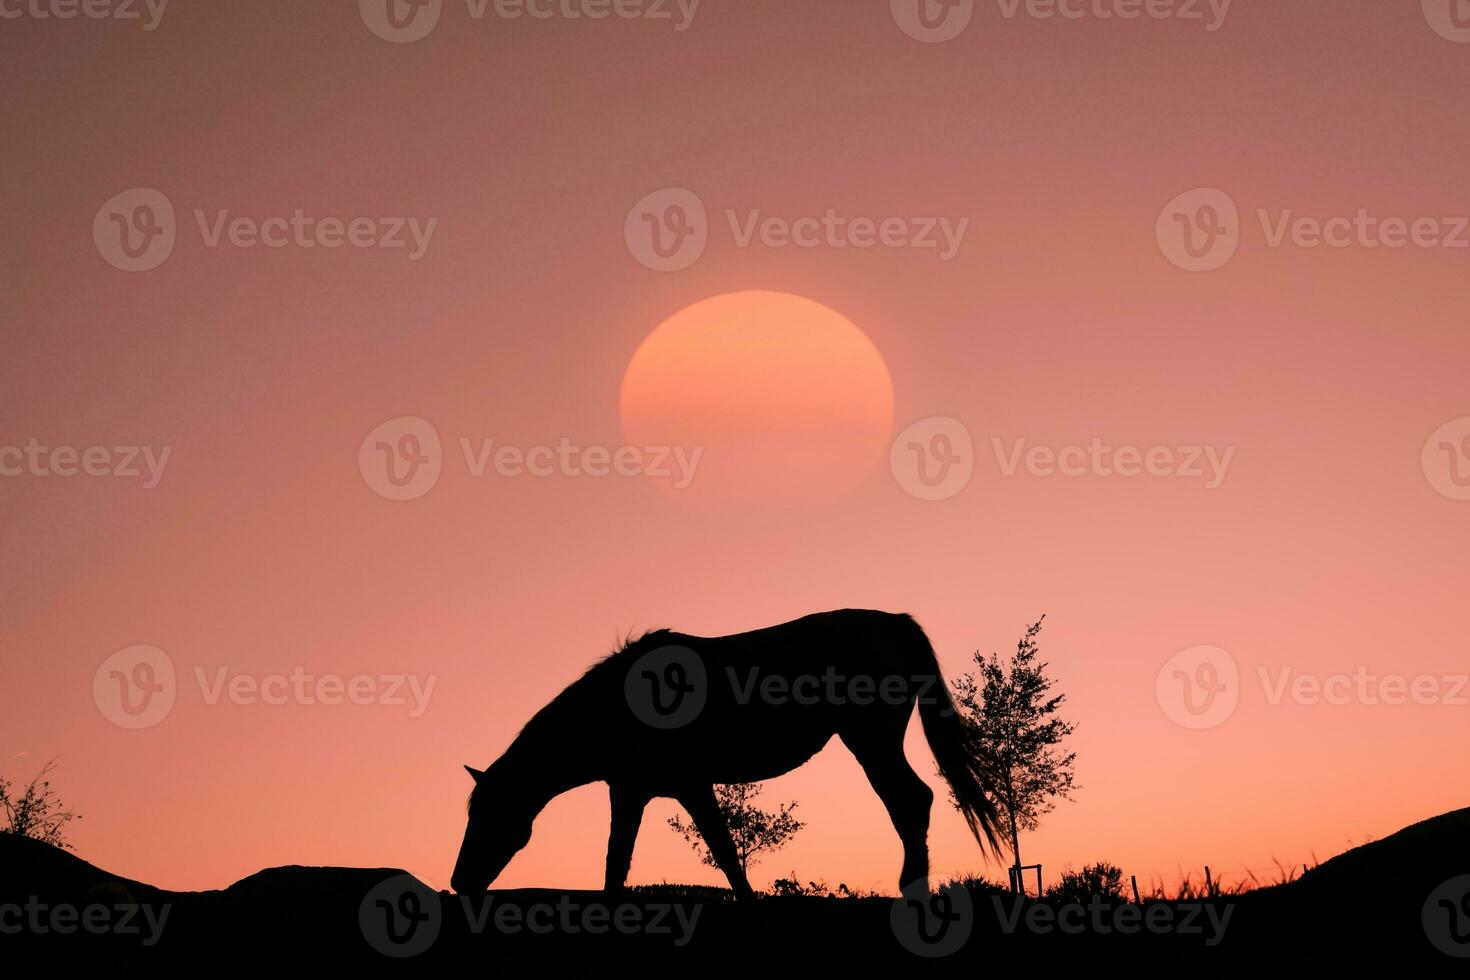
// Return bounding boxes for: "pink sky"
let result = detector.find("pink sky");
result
[2,1,1468,895]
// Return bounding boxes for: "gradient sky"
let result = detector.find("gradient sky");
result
[2,1,1468,896]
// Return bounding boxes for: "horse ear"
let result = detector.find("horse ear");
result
[464,765,486,782]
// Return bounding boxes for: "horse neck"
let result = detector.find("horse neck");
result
[496,709,600,810]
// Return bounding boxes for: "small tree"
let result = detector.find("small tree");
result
[951,617,1077,893]
[0,758,82,849]
[668,782,803,875]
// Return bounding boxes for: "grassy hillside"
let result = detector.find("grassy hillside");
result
[3,808,1466,975]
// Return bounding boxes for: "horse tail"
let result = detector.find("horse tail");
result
[906,617,1006,860]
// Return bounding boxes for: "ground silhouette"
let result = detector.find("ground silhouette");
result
[4,807,1467,974]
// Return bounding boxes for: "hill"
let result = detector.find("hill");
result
[2,808,1467,975]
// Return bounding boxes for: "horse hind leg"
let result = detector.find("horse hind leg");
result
[840,731,934,891]
[676,785,756,902]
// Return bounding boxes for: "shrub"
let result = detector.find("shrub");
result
[1044,862,1126,904]
[0,759,80,849]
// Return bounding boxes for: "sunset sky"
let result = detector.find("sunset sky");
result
[2,1,1468,897]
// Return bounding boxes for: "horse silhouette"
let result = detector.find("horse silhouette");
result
[451,609,1003,898]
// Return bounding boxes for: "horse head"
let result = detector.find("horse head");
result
[450,764,535,894]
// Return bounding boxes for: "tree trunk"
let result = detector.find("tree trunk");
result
[1009,813,1023,894]
[1005,776,1023,894]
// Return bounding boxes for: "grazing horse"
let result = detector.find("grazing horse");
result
[450,609,1003,898]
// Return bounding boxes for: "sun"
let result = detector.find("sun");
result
[619,291,895,503]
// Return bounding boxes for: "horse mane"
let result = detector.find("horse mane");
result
[608,627,678,662]
[488,628,678,774]
[561,628,678,696]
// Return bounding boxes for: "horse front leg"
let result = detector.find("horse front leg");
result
[603,783,649,892]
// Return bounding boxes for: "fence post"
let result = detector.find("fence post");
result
[1131,875,1141,904]
[1009,864,1043,898]
[1204,866,1214,897]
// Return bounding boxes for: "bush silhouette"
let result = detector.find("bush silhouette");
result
[0,759,80,850]
[1044,862,1127,904]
